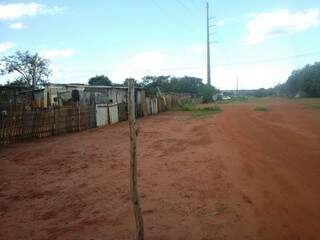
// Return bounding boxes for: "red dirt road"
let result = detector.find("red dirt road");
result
[1,98,320,240]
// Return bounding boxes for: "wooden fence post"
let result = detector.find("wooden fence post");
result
[128,79,144,240]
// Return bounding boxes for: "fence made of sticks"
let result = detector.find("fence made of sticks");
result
[0,105,96,145]
[0,94,200,145]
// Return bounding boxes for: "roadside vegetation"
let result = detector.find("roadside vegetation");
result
[254,106,268,112]
[305,104,320,110]
[177,103,222,117]
[220,62,320,99]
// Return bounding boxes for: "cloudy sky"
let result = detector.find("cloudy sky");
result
[0,0,320,89]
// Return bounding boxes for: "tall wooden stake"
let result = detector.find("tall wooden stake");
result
[128,79,144,240]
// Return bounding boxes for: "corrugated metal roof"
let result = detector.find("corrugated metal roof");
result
[45,83,142,90]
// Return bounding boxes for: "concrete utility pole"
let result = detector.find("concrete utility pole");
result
[206,1,211,85]
[236,73,239,96]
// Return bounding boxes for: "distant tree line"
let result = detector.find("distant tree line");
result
[224,88,277,97]
[281,62,320,97]
[89,75,218,102]
[139,75,218,102]
[224,62,320,98]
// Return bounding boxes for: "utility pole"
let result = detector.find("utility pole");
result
[206,1,211,85]
[236,73,239,96]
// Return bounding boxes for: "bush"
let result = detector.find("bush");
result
[177,104,221,116]
[197,84,218,102]
[254,106,268,112]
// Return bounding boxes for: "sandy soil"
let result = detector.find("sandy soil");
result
[0,98,320,240]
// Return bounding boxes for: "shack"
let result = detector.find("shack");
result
[43,84,143,107]
[0,86,45,112]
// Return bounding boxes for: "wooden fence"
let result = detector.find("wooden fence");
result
[0,105,96,145]
[0,94,200,145]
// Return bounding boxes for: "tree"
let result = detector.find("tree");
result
[140,75,172,96]
[283,62,320,97]
[140,75,218,101]
[123,78,140,87]
[0,51,51,89]
[171,76,202,94]
[197,84,217,102]
[88,75,112,86]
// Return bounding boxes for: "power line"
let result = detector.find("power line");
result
[190,0,203,11]
[216,51,320,67]
[150,0,178,25]
[50,50,320,75]
[175,0,194,16]
[152,0,198,28]
[138,50,320,72]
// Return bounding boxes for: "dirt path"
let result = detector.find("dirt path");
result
[0,98,320,240]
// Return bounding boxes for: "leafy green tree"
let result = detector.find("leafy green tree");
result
[123,78,140,87]
[140,75,218,101]
[0,51,51,88]
[284,62,320,97]
[197,84,217,102]
[88,75,112,86]
[170,76,199,93]
[140,75,171,96]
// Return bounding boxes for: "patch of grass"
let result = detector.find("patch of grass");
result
[180,104,195,111]
[254,106,268,112]
[231,96,250,102]
[217,96,266,105]
[176,104,222,117]
[305,104,320,110]
[209,202,235,217]
[212,205,230,216]
[191,106,222,117]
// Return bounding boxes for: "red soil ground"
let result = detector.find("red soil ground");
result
[0,98,320,240]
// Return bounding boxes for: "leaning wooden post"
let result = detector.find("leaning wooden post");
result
[128,79,144,240]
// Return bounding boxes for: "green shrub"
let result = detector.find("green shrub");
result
[254,106,268,112]
[177,104,221,117]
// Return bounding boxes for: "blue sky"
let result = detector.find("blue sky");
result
[0,0,320,89]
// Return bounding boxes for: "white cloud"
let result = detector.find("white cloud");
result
[31,45,303,90]
[0,42,14,53]
[41,48,75,59]
[217,20,225,27]
[217,17,237,27]
[245,9,320,45]
[48,65,92,84]
[112,50,182,81]
[9,22,25,29]
[0,2,65,20]
[109,47,296,90]
[214,62,293,90]
[42,6,66,15]
[187,44,206,55]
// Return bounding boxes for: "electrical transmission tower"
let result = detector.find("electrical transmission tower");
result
[206,1,215,86]
[236,73,239,96]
